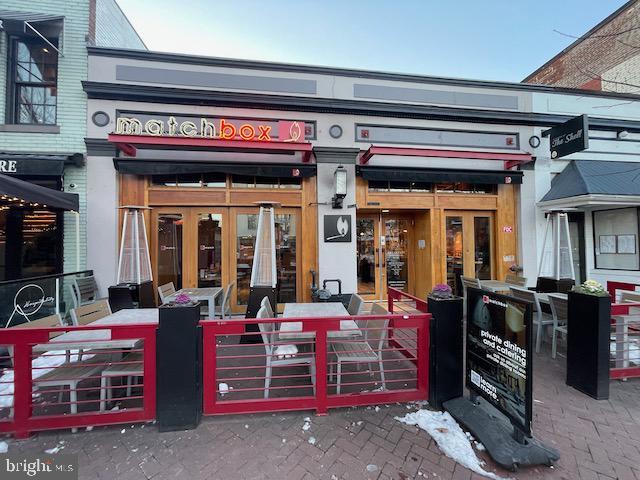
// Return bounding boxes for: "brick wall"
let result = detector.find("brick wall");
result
[524,0,640,90]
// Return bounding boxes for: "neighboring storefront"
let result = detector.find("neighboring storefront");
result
[83,47,640,309]
[0,1,144,283]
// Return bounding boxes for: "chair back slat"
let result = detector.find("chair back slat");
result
[256,306,274,353]
[620,290,640,303]
[347,294,364,315]
[158,282,176,303]
[74,276,99,305]
[366,303,390,348]
[505,274,527,287]
[70,300,111,326]
[549,295,568,324]
[509,286,539,310]
[461,276,481,291]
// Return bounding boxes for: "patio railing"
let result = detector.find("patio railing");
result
[387,288,428,365]
[610,301,640,380]
[0,322,156,438]
[201,310,430,416]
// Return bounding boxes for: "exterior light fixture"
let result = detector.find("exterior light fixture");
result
[332,165,347,209]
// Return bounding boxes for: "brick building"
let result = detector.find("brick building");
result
[0,0,144,284]
[523,0,640,93]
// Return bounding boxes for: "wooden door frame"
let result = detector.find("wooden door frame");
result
[355,213,382,300]
[190,207,230,291]
[442,210,496,282]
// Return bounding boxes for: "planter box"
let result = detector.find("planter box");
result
[428,296,464,409]
[566,292,610,400]
[157,302,202,431]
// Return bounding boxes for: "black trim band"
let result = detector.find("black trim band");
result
[358,166,523,185]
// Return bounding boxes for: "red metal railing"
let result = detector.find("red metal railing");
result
[387,288,428,365]
[0,323,156,438]
[607,281,640,302]
[201,310,430,416]
[610,302,640,380]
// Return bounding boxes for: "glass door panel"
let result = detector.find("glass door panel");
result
[384,218,410,292]
[473,217,492,280]
[356,218,376,296]
[156,213,184,290]
[197,213,223,287]
[446,216,464,295]
[235,213,257,306]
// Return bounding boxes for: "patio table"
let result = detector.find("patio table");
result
[165,287,223,319]
[33,308,158,353]
[478,279,512,293]
[278,302,360,340]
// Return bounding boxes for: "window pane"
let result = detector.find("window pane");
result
[236,214,258,305]
[474,217,492,280]
[20,104,44,124]
[156,214,183,290]
[175,174,202,187]
[275,214,297,303]
[446,216,464,294]
[357,218,375,295]
[594,208,639,270]
[232,175,255,188]
[389,181,411,192]
[198,213,223,288]
[151,175,177,187]
[409,181,431,192]
[278,177,302,189]
[255,176,278,189]
[202,173,226,187]
[368,180,389,191]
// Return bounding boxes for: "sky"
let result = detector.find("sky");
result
[116,0,629,83]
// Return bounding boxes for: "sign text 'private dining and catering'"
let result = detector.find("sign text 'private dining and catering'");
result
[545,114,589,159]
[114,113,310,143]
[465,287,533,435]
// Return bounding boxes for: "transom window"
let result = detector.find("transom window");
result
[367,180,496,194]
[150,173,302,189]
[9,38,59,125]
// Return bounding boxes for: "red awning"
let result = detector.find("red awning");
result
[359,145,532,170]
[108,134,314,163]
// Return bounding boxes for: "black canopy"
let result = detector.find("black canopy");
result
[113,159,317,178]
[358,166,523,185]
[0,174,79,211]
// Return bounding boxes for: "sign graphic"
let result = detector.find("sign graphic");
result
[324,215,352,242]
[466,287,533,435]
[544,114,589,159]
[5,284,56,328]
[114,114,307,143]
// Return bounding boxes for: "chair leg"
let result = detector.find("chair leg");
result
[378,357,386,390]
[535,322,543,353]
[310,360,316,395]
[264,362,271,399]
[70,384,78,433]
[100,376,107,412]
[551,327,558,359]
[126,376,133,398]
[336,361,342,395]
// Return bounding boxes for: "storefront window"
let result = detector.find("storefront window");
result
[593,208,640,270]
[435,183,496,194]
[236,212,297,305]
[231,175,301,189]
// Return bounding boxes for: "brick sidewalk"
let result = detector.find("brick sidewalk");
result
[4,351,640,480]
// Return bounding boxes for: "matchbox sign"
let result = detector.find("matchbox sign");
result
[114,114,307,143]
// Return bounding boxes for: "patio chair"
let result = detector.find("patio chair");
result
[461,277,481,316]
[347,293,365,315]
[505,274,527,287]
[216,282,236,319]
[260,295,274,318]
[71,275,100,308]
[157,282,176,304]
[330,303,389,394]
[70,300,111,326]
[257,305,315,399]
[9,314,107,432]
[509,287,554,353]
[99,351,144,412]
[548,294,568,359]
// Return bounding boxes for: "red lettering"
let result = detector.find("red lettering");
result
[258,125,272,141]
[239,124,256,140]
[219,119,236,139]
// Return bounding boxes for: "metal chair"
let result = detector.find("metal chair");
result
[330,303,389,394]
[216,282,236,319]
[157,282,176,304]
[548,294,568,359]
[99,351,144,412]
[70,300,112,326]
[71,276,100,308]
[257,305,315,399]
[347,293,365,315]
[509,287,554,353]
[260,295,274,318]
[505,274,527,287]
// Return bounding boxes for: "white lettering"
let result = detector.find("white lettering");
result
[144,119,164,136]
[0,160,17,173]
[180,121,197,137]
[115,117,142,135]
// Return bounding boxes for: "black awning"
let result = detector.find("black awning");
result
[541,160,640,202]
[357,166,523,185]
[0,153,67,176]
[113,159,317,178]
[0,174,79,211]
[0,10,63,36]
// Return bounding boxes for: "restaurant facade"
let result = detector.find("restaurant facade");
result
[83,47,640,311]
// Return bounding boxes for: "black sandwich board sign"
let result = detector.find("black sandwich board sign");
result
[544,114,589,159]
[465,287,533,436]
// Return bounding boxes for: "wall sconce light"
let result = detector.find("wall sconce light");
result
[332,165,347,209]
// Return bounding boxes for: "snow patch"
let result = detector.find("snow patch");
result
[0,441,7,453]
[396,410,507,480]
[44,443,64,454]
[308,436,316,445]
[218,383,229,395]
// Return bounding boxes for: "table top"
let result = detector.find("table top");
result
[536,292,568,304]
[167,287,222,300]
[479,280,512,291]
[279,302,359,340]
[33,309,158,352]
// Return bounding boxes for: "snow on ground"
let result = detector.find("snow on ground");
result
[396,409,507,480]
[0,350,91,408]
[0,440,8,453]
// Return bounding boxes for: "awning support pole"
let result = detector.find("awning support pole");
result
[74,211,80,271]
[25,22,63,57]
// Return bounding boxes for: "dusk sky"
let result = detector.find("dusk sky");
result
[116,0,628,83]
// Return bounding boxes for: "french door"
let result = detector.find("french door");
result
[152,206,300,312]
[356,213,414,300]
[444,211,494,296]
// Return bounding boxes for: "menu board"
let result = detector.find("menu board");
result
[466,287,533,435]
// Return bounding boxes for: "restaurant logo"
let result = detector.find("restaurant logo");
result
[324,215,351,243]
[115,116,305,143]
[545,114,589,159]
[6,284,55,328]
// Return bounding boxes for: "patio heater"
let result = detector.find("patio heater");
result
[537,210,575,293]
[244,202,279,340]
[108,206,155,311]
